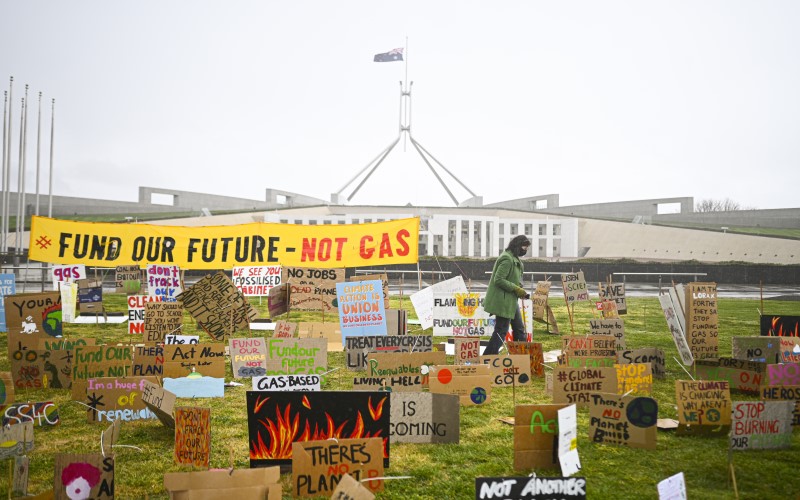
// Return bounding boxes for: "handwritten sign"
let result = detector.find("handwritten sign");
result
[293,437,384,498]
[337,279,387,344]
[354,351,446,392]
[760,362,800,426]
[133,344,163,377]
[676,380,731,427]
[349,273,390,309]
[389,392,459,444]
[1,401,59,427]
[598,281,626,314]
[273,320,298,338]
[144,301,183,342]
[553,367,618,407]
[4,291,62,352]
[114,264,141,294]
[232,265,282,296]
[760,314,800,337]
[178,271,256,341]
[532,281,550,321]
[475,477,586,500]
[71,346,133,399]
[685,282,719,360]
[0,273,16,332]
[730,400,794,450]
[84,376,159,423]
[163,344,226,378]
[694,358,765,394]
[455,337,481,366]
[127,294,163,335]
[617,348,665,379]
[428,364,492,406]
[265,338,327,378]
[588,393,657,449]
[283,267,344,313]
[410,276,467,330]
[589,318,626,350]
[141,380,176,428]
[252,374,321,392]
[561,272,589,304]
[146,264,182,301]
[54,454,114,499]
[174,407,210,468]
[658,293,693,366]
[230,337,268,378]
[615,363,653,395]
[733,336,782,363]
[481,355,532,387]
[432,292,494,337]
[513,404,566,470]
[267,282,289,317]
[346,335,432,371]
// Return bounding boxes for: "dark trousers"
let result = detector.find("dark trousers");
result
[484,302,527,355]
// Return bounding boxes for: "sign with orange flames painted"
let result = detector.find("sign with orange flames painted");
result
[761,315,800,337]
[246,391,390,469]
[174,407,210,468]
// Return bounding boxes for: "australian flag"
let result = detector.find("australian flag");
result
[374,48,404,62]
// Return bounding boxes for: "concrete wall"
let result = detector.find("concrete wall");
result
[484,194,560,211]
[653,208,800,229]
[139,186,271,212]
[544,197,694,220]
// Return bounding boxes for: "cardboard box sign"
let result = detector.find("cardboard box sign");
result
[282,266,344,313]
[385,308,408,335]
[730,400,794,450]
[354,351,446,392]
[4,291,62,348]
[133,344,164,377]
[763,362,800,387]
[293,437,384,498]
[127,294,163,335]
[552,367,618,408]
[562,335,617,358]
[615,363,653,395]
[694,358,766,394]
[71,346,134,399]
[0,421,34,460]
[267,282,289,318]
[561,271,589,304]
[54,453,114,500]
[507,342,545,378]
[101,419,121,457]
[0,372,14,406]
[144,301,183,343]
[10,348,72,390]
[178,271,257,341]
[428,365,492,406]
[475,477,587,500]
[174,407,211,468]
[454,337,481,366]
[141,380,177,429]
[273,320,297,338]
[229,337,267,378]
[676,380,731,427]
[617,348,665,379]
[38,337,96,351]
[513,404,567,471]
[760,314,800,337]
[598,281,626,315]
[734,336,788,363]
[481,355,532,387]
[77,278,103,314]
[1,401,60,427]
[532,281,551,321]
[84,376,160,424]
[685,282,719,361]
[331,473,376,500]
[588,318,626,350]
[146,264,183,301]
[588,393,657,450]
[246,391,390,469]
[264,337,327,378]
[345,335,432,371]
[389,392,460,444]
[114,264,141,294]
[162,344,226,379]
[163,467,282,500]
[298,321,343,352]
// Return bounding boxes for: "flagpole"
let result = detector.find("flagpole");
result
[3,77,12,256]
[402,36,409,151]
[48,98,55,218]
[20,84,29,258]
[35,91,42,216]
[15,96,24,260]
[1,91,7,256]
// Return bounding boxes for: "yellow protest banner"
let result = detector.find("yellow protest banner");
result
[28,216,419,270]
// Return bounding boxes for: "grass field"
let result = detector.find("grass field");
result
[1,293,798,499]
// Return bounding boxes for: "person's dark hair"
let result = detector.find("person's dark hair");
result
[506,235,531,253]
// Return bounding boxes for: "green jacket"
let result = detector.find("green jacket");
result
[483,250,524,318]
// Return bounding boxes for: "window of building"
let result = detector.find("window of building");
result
[510,223,518,236]
[461,221,469,256]
[448,220,457,257]
[473,221,482,257]
[323,220,332,225]
[280,219,288,224]
[486,221,494,255]
[552,224,561,236]
[525,224,533,236]
[539,224,547,236]
[308,220,317,225]
[294,220,303,224]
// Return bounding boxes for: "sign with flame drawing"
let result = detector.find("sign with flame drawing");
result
[760,315,800,337]
[246,391,390,469]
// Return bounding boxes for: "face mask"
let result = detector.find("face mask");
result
[517,247,528,257]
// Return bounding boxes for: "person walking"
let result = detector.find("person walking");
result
[483,235,531,355]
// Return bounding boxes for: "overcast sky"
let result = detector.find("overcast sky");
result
[3,1,799,211]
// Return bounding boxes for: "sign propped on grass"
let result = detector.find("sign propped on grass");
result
[588,393,657,449]
[598,281,626,315]
[730,400,793,450]
[589,318,626,350]
[54,453,114,499]
[178,271,256,341]
[733,336,781,364]
[694,358,765,394]
[163,343,226,378]
[553,367,617,408]
[658,293,693,366]
[481,355,532,387]
[114,264,141,294]
[410,275,467,330]
[432,291,494,337]
[174,407,210,468]
[5,291,62,352]
[292,437,384,498]
[264,337,327,378]
[164,467,282,499]
[336,279,387,345]
[282,266,344,313]
[355,351,445,392]
[332,473,376,500]
[676,380,731,432]
[615,363,653,395]
[759,314,800,337]
[507,341,545,378]
[144,301,182,343]
[141,380,176,429]
[428,365,492,406]
[513,404,567,470]
[455,337,481,365]
[346,335,432,371]
[230,337,267,378]
[617,348,665,379]
[127,294,162,335]
[685,282,719,360]
[475,477,586,500]
[389,392,460,444]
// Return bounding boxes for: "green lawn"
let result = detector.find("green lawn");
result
[1,295,798,499]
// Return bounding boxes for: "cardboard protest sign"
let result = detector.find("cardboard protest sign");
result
[354,351,446,392]
[84,376,159,423]
[760,314,800,337]
[76,278,103,314]
[132,344,163,377]
[163,468,282,500]
[557,405,581,477]
[165,334,199,345]
[428,364,492,406]
[553,367,618,407]
[0,372,14,405]
[10,348,72,390]
[246,391,390,468]
[481,355,532,387]
[51,264,86,291]
[232,265,282,296]
[0,273,16,332]
[1,401,59,427]
[475,477,587,500]
[598,281,626,315]
[298,321,343,352]
[561,272,589,304]
[733,336,782,363]
[346,335,432,371]
[71,346,133,399]
[273,320,297,338]
[292,437,384,498]
[532,281,550,321]
[164,375,225,398]
[676,380,731,427]
[684,282,719,360]
[141,380,176,428]
[60,282,78,323]
[657,472,687,500]
[589,318,626,350]
[513,404,567,470]
[144,301,183,342]
[4,291,62,352]
[617,348,665,379]
[779,337,800,363]
[386,309,407,336]
[560,336,616,368]
[389,392,459,444]
[282,266,344,313]
[178,271,257,341]
[410,275,467,330]
[12,455,28,497]
[264,337,327,378]
[101,419,121,457]
[127,294,163,335]
[694,358,765,394]
[0,421,33,459]
[454,337,481,365]
[332,473,375,500]
[615,363,653,395]
[163,344,226,378]
[349,273,390,309]
[147,263,182,301]
[658,293,693,366]
[431,291,494,337]
[596,299,619,319]
[588,393,657,449]
[230,337,268,378]
[54,453,114,499]
[336,279,387,344]
[174,407,211,468]
[38,337,95,351]
[114,264,141,294]
[267,282,289,317]
[760,362,800,426]
[730,400,794,450]
[252,374,321,392]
